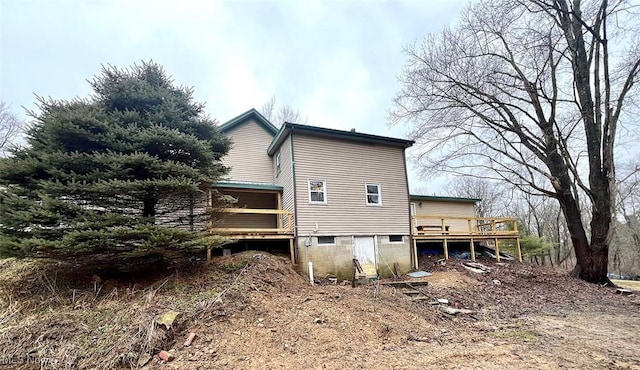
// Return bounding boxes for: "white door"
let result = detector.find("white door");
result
[354,236,377,277]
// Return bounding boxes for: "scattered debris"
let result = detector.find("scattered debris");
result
[406,334,430,342]
[328,276,338,284]
[137,354,152,367]
[616,288,633,295]
[156,310,182,330]
[314,317,326,324]
[462,262,492,274]
[407,270,432,278]
[451,251,472,260]
[382,280,429,288]
[493,279,502,286]
[482,247,515,261]
[440,306,474,315]
[437,298,449,305]
[158,350,174,362]
[183,332,197,347]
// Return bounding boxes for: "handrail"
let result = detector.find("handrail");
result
[412,215,519,236]
[220,208,292,215]
[210,207,294,235]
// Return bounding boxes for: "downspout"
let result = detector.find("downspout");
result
[290,129,299,263]
[402,147,416,269]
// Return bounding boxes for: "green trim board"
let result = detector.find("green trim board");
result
[215,181,283,192]
[410,195,481,203]
[218,108,278,136]
[267,122,414,156]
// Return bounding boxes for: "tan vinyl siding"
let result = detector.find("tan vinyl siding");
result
[411,200,476,232]
[273,134,295,230]
[293,133,410,235]
[222,119,274,184]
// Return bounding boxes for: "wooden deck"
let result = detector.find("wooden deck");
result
[411,215,522,263]
[209,207,295,263]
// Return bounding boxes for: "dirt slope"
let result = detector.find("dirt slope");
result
[1,252,639,369]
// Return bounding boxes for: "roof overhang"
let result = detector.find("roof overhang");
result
[267,122,414,156]
[410,195,481,203]
[218,108,278,136]
[214,181,283,192]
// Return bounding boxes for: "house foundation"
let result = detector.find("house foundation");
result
[296,235,411,281]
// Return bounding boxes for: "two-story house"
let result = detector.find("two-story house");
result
[208,109,521,280]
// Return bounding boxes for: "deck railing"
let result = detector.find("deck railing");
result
[412,215,519,237]
[209,208,294,235]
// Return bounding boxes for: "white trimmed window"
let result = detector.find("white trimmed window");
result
[365,183,382,206]
[308,179,327,204]
[275,151,281,178]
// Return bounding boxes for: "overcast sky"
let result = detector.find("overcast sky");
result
[0,0,467,193]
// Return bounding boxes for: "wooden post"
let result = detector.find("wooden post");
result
[276,193,283,230]
[470,238,476,261]
[207,247,211,262]
[440,218,445,233]
[516,237,523,262]
[289,238,295,265]
[443,238,449,260]
[494,238,500,262]
[412,238,419,269]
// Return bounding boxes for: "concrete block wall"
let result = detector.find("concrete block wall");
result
[376,235,412,277]
[297,235,411,280]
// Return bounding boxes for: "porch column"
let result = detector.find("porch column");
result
[470,238,476,261]
[443,238,449,260]
[289,238,296,265]
[276,192,283,230]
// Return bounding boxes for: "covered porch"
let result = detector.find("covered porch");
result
[208,182,295,262]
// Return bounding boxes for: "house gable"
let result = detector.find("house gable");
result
[219,109,278,184]
[219,108,278,136]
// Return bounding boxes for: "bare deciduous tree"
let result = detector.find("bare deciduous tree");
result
[446,176,505,217]
[0,102,22,157]
[391,0,640,283]
[260,96,308,125]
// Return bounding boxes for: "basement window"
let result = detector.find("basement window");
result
[389,235,404,243]
[317,236,335,245]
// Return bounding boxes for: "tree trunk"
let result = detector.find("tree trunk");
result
[143,195,157,222]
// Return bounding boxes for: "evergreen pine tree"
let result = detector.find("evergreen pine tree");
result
[0,61,230,268]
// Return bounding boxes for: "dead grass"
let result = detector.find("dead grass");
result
[1,254,638,369]
[0,253,268,369]
[612,279,640,291]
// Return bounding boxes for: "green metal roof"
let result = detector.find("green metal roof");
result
[214,181,283,191]
[218,108,279,136]
[410,195,481,203]
[267,122,414,156]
